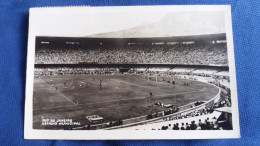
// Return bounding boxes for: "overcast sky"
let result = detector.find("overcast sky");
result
[31,6,226,37]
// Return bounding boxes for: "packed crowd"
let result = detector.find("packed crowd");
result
[35,43,228,65]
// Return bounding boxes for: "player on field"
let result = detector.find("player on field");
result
[99,79,103,89]
[78,81,84,87]
[63,82,67,89]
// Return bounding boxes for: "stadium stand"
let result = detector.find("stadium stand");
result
[35,43,228,65]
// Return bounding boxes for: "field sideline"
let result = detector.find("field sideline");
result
[33,75,219,129]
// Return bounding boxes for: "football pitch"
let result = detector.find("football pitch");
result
[33,75,219,129]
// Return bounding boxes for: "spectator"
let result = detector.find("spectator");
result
[186,123,191,130]
[190,121,197,130]
[181,123,185,130]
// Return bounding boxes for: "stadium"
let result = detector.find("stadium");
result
[33,33,232,131]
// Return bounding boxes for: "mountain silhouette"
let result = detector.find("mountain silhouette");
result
[87,11,225,38]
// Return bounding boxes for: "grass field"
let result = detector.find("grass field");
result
[33,74,219,129]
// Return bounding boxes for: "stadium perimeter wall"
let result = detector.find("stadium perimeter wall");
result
[102,81,221,130]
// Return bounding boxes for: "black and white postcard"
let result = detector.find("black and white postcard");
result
[24,5,240,139]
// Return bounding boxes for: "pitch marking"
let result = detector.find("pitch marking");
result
[38,78,77,105]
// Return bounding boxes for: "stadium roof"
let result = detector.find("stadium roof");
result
[37,33,226,46]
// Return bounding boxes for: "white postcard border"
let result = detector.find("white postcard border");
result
[24,5,240,140]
